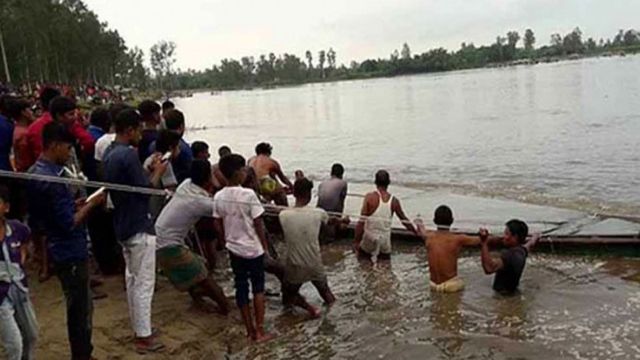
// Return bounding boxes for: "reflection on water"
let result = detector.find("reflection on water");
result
[229,244,640,359]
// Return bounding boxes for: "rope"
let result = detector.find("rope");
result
[1,170,638,234]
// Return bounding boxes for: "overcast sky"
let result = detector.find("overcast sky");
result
[84,0,639,70]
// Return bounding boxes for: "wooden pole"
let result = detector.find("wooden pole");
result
[0,24,11,83]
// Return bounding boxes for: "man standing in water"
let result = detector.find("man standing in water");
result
[354,170,417,262]
[480,220,540,295]
[280,178,336,318]
[415,205,483,292]
[317,163,349,240]
[248,142,292,206]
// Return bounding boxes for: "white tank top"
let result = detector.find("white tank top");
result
[364,191,393,242]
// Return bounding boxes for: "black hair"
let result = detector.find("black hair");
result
[40,87,61,110]
[164,109,185,131]
[331,163,344,178]
[506,219,529,244]
[374,170,390,188]
[49,96,76,120]
[114,108,142,134]
[137,100,161,119]
[42,122,74,149]
[191,159,212,188]
[90,107,111,132]
[218,145,231,157]
[433,205,454,227]
[0,94,14,115]
[162,100,175,112]
[0,184,9,204]
[7,98,31,119]
[219,154,246,180]
[293,178,313,198]
[255,142,272,155]
[191,141,209,157]
[155,129,181,154]
[108,102,133,122]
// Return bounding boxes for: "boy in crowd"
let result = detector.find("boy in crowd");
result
[143,129,180,219]
[213,154,274,342]
[191,141,210,160]
[0,185,38,360]
[212,145,231,191]
[28,123,105,359]
[155,160,229,314]
[137,100,162,163]
[415,205,482,293]
[103,109,166,353]
[279,178,336,318]
[152,109,192,184]
[480,220,540,295]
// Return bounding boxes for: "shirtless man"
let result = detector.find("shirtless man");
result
[211,145,231,191]
[354,170,417,263]
[248,142,292,206]
[414,205,481,293]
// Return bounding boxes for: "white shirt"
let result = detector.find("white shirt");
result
[279,206,328,268]
[94,133,116,161]
[155,179,213,249]
[213,186,265,259]
[143,154,177,188]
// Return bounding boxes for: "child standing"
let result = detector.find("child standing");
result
[0,185,38,360]
[213,154,274,342]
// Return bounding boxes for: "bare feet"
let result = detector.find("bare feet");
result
[134,335,165,354]
[307,306,321,319]
[254,331,276,343]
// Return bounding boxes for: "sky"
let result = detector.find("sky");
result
[84,0,640,71]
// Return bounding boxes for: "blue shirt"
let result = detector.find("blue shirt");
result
[87,125,106,141]
[0,220,30,302]
[138,129,158,163]
[149,138,193,184]
[103,142,154,242]
[85,125,106,181]
[27,159,88,263]
[0,114,14,171]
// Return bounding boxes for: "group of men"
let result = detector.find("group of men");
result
[0,91,539,359]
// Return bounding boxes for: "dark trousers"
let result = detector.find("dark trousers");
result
[87,208,123,275]
[55,261,93,360]
[229,253,265,307]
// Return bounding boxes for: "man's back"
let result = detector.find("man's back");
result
[426,231,477,284]
[493,246,528,294]
[279,206,327,268]
[317,178,347,213]
[249,155,277,179]
[213,186,264,259]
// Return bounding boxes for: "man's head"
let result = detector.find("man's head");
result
[161,100,175,115]
[191,159,213,192]
[156,129,181,159]
[374,170,390,189]
[331,163,344,179]
[49,96,77,126]
[433,205,454,229]
[40,86,61,111]
[42,122,75,165]
[219,154,247,185]
[164,109,185,136]
[0,94,14,116]
[191,141,210,160]
[293,178,313,204]
[255,142,272,156]
[7,98,34,123]
[108,102,133,124]
[137,100,161,125]
[114,109,142,146]
[504,219,529,247]
[0,185,10,219]
[90,107,111,133]
[218,145,231,158]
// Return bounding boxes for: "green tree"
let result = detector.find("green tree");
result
[150,40,176,89]
[327,48,336,69]
[524,29,535,51]
[562,27,584,54]
[318,50,326,78]
[305,50,313,70]
[623,30,640,46]
[401,43,411,60]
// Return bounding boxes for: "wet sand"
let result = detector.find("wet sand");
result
[29,242,640,359]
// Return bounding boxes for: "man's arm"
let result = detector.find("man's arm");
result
[273,161,293,188]
[479,228,504,274]
[354,195,373,252]
[392,198,417,235]
[524,233,541,253]
[253,217,269,253]
[213,218,225,248]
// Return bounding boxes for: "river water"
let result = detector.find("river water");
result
[174,55,640,218]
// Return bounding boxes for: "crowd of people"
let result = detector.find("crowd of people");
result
[0,87,540,359]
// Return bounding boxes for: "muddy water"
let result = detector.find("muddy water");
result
[232,243,640,360]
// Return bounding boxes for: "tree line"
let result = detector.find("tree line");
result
[0,0,148,89]
[1,1,639,92]
[161,27,640,91]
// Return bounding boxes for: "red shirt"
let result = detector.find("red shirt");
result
[25,112,95,169]
[12,124,30,172]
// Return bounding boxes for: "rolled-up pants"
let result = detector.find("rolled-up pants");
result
[122,233,156,338]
